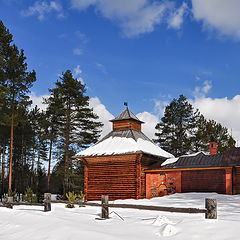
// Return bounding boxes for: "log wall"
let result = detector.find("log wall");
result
[83,154,139,201]
[113,120,141,131]
[83,154,163,201]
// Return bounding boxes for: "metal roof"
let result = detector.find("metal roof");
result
[110,108,144,123]
[98,128,152,144]
[148,147,240,170]
[76,128,174,159]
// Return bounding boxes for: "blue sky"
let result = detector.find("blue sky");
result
[1,0,240,142]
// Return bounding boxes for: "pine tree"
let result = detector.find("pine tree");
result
[45,70,102,196]
[155,95,197,156]
[193,119,235,153]
[0,20,36,191]
[155,95,235,156]
[44,90,62,191]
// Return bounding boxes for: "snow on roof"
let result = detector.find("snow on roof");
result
[76,134,174,159]
[161,157,179,166]
[161,152,209,167]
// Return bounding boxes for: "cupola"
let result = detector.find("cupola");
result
[110,107,144,131]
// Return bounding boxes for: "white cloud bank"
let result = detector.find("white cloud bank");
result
[192,96,240,143]
[71,0,187,37]
[89,97,114,137]
[29,92,240,145]
[192,0,240,40]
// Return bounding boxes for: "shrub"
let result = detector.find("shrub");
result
[23,187,38,203]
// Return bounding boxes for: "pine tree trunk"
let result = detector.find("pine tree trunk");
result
[37,151,40,172]
[63,143,69,197]
[31,149,35,188]
[63,102,71,197]
[1,143,5,198]
[47,139,53,191]
[8,113,14,191]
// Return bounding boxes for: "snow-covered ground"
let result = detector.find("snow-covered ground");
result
[1,193,240,240]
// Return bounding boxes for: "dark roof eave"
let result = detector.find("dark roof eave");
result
[75,150,168,159]
[109,118,144,124]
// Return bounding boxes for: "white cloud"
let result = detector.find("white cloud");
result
[73,65,85,84]
[192,95,240,144]
[193,80,212,99]
[153,99,170,117]
[73,48,82,55]
[191,0,240,40]
[30,92,49,111]
[89,97,114,137]
[73,65,82,76]
[71,0,182,37]
[137,112,158,139]
[168,2,188,29]
[21,1,63,20]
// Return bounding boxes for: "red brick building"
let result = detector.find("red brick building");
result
[145,146,240,198]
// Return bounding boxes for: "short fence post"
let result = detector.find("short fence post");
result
[6,196,13,209]
[101,195,109,219]
[205,198,217,219]
[44,193,51,212]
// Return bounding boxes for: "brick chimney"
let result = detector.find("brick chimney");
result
[209,136,218,155]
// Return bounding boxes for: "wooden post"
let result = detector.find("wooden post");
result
[101,195,109,219]
[205,198,217,219]
[6,196,13,209]
[44,193,51,212]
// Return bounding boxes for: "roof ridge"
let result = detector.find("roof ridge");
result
[110,108,144,123]
[129,129,137,141]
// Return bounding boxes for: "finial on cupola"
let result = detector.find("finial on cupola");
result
[124,102,128,108]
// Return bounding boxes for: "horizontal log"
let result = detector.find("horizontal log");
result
[87,189,136,192]
[88,162,137,166]
[12,202,44,206]
[0,202,44,207]
[88,180,136,183]
[83,202,207,214]
[88,173,136,176]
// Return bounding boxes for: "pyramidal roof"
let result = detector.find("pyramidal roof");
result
[76,108,174,159]
[76,129,174,158]
[110,108,144,123]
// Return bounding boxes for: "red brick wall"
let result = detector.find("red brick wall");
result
[146,171,182,198]
[181,169,226,194]
[146,167,234,198]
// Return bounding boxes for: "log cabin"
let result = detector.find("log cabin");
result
[76,107,173,201]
